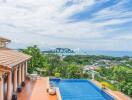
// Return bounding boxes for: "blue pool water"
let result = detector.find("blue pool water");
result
[50,79,115,100]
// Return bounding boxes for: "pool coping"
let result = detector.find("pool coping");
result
[56,87,62,100]
[48,77,62,100]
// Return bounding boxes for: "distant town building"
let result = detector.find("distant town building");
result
[83,65,98,72]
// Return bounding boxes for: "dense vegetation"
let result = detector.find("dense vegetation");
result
[64,55,130,65]
[96,66,132,97]
[20,45,86,78]
[20,45,132,97]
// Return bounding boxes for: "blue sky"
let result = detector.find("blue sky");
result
[0,0,132,51]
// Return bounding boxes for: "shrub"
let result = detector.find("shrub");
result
[55,73,61,78]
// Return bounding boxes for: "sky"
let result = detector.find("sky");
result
[0,0,132,51]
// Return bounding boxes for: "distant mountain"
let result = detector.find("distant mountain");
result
[43,48,75,53]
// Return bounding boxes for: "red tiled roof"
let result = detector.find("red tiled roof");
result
[0,49,31,68]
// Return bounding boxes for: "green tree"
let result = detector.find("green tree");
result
[20,45,47,74]
[67,64,83,78]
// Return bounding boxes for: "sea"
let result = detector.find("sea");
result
[52,51,132,57]
[82,51,132,57]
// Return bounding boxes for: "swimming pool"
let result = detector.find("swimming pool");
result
[50,79,115,100]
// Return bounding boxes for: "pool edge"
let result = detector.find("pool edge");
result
[56,87,62,100]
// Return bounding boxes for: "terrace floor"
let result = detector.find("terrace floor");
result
[18,77,57,100]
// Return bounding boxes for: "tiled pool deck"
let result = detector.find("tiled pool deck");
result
[18,77,131,100]
[18,77,57,100]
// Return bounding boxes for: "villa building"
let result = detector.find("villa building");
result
[0,37,31,100]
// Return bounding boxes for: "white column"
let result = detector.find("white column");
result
[13,67,17,92]
[22,63,25,83]
[7,71,12,100]
[0,73,4,100]
[18,65,21,86]
[25,61,28,77]
[24,62,26,79]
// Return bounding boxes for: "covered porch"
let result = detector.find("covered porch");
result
[0,49,31,100]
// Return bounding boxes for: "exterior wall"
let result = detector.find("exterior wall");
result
[0,37,10,48]
[0,41,6,48]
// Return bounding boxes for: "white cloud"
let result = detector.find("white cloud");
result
[92,0,132,26]
[0,0,100,39]
[114,34,132,40]
[0,0,132,51]
[95,18,132,26]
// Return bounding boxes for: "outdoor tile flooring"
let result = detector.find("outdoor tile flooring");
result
[18,77,57,100]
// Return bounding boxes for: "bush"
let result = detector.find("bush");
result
[55,73,61,78]
[100,81,117,90]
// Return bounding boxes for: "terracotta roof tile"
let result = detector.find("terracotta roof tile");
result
[0,49,31,68]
